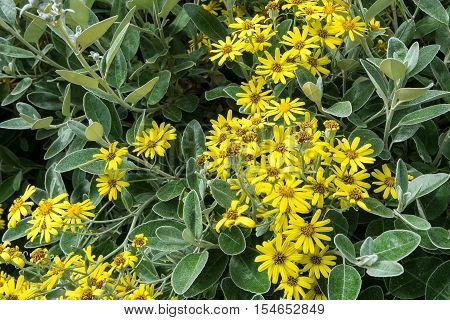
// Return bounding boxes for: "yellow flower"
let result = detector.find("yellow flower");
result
[300,49,331,76]
[255,234,302,283]
[210,36,245,66]
[371,164,397,199]
[281,26,318,60]
[250,154,297,185]
[262,125,298,164]
[304,279,327,300]
[93,141,128,171]
[65,285,104,300]
[111,251,138,270]
[332,165,371,190]
[0,241,26,268]
[131,233,148,248]
[295,2,324,20]
[275,272,313,300]
[284,209,333,253]
[282,0,305,10]
[265,98,306,125]
[125,284,162,300]
[229,15,265,38]
[263,178,312,213]
[215,200,255,232]
[30,248,48,265]
[133,121,177,159]
[334,181,371,211]
[41,253,82,291]
[300,245,337,279]
[320,0,348,23]
[369,18,387,31]
[7,184,36,228]
[375,39,387,53]
[332,137,375,171]
[96,170,130,201]
[303,167,335,208]
[26,218,61,243]
[201,0,221,15]
[236,76,273,114]
[256,48,297,84]
[248,26,275,52]
[309,21,343,49]
[0,205,4,231]
[60,199,96,232]
[330,15,367,41]
[0,275,36,300]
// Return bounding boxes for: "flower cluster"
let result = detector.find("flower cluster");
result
[0,241,164,300]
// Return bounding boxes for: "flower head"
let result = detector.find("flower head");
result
[93,141,128,171]
[133,121,177,159]
[96,170,130,201]
[256,48,297,84]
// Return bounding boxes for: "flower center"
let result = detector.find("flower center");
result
[108,179,117,188]
[346,150,357,159]
[310,255,322,265]
[275,142,286,152]
[295,130,311,144]
[146,140,156,148]
[307,57,318,67]
[255,35,266,43]
[106,152,117,161]
[300,224,315,237]
[243,21,253,30]
[249,93,260,104]
[294,40,305,50]
[342,174,354,184]
[267,167,279,177]
[318,29,328,39]
[349,188,363,201]
[5,294,18,300]
[271,62,282,72]
[67,204,82,217]
[226,209,238,220]
[323,5,335,14]
[384,176,395,187]
[279,102,291,113]
[272,252,286,265]
[222,44,233,54]
[278,185,294,198]
[37,200,53,216]
[81,289,93,300]
[342,20,355,31]
[312,182,326,194]
[286,276,298,287]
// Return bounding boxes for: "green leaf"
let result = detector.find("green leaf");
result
[406,173,449,205]
[183,190,202,239]
[219,226,246,255]
[366,261,404,277]
[124,76,159,104]
[31,117,53,130]
[334,234,356,263]
[0,0,16,25]
[184,250,229,297]
[147,70,171,105]
[60,231,80,255]
[427,227,450,249]
[44,129,75,160]
[397,85,432,102]
[83,93,112,137]
[62,84,71,117]
[159,0,180,19]
[395,159,408,195]
[0,44,34,58]
[360,59,389,101]
[55,148,100,173]
[2,217,31,242]
[372,230,420,261]
[412,0,449,25]
[389,257,442,299]
[183,3,227,41]
[0,118,31,130]
[349,129,383,157]
[221,277,254,300]
[409,45,440,77]
[324,210,349,237]
[85,122,104,141]
[77,15,118,50]
[56,70,98,89]
[359,286,384,300]
[380,58,407,81]
[136,256,158,282]
[129,219,185,240]
[155,226,187,247]
[156,180,184,201]
[328,265,361,300]
[24,18,47,44]
[323,101,352,117]
[362,198,395,218]
[396,214,431,231]
[387,37,407,60]
[342,79,375,112]
[366,0,395,21]
[426,261,450,299]
[397,104,450,126]
[229,249,271,294]
[106,22,130,72]
[210,179,235,208]
[112,6,136,44]
[171,251,209,295]
[302,82,322,104]
[182,120,206,159]
[152,200,179,219]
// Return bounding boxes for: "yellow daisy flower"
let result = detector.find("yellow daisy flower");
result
[215,200,255,232]
[281,26,318,60]
[229,15,265,38]
[334,181,371,211]
[308,21,343,49]
[255,234,302,283]
[303,167,335,208]
[265,98,306,125]
[256,48,297,84]
[330,15,367,41]
[7,184,36,228]
[96,170,130,201]
[263,178,312,213]
[93,141,128,171]
[111,251,138,270]
[275,272,313,300]
[300,49,331,76]
[371,164,397,199]
[236,76,274,114]
[133,121,176,159]
[248,26,275,52]
[332,137,375,171]
[300,245,337,279]
[60,199,96,232]
[210,36,245,66]
[284,208,333,253]
[125,284,162,300]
